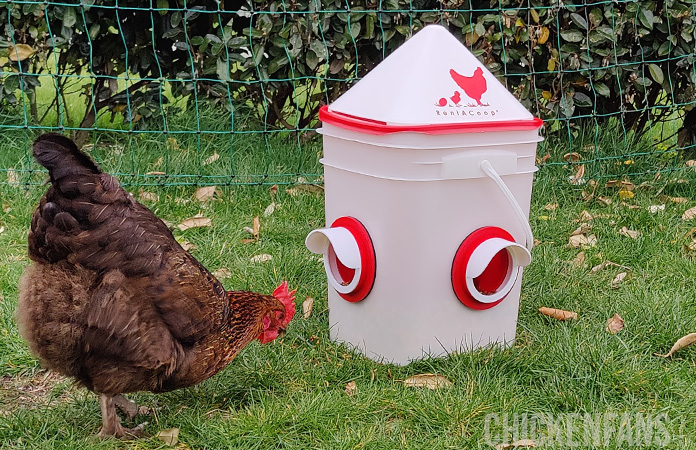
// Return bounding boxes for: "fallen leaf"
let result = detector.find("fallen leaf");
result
[683,206,696,220]
[621,202,640,210]
[495,439,537,450]
[667,196,688,204]
[568,234,597,248]
[571,251,586,268]
[544,203,559,211]
[7,168,18,186]
[253,216,260,238]
[157,428,179,446]
[538,307,577,321]
[606,180,636,191]
[606,313,624,334]
[686,160,696,167]
[250,254,273,263]
[8,44,35,62]
[401,373,453,390]
[286,184,324,196]
[648,204,665,214]
[571,224,591,236]
[146,171,166,176]
[302,297,314,319]
[195,186,218,202]
[0,225,5,234]
[202,152,220,165]
[569,164,586,185]
[344,381,357,396]
[263,202,276,217]
[138,189,159,202]
[563,152,582,163]
[213,268,232,279]
[656,333,696,358]
[270,184,278,196]
[618,227,641,239]
[579,210,594,222]
[177,216,212,231]
[589,260,630,274]
[597,196,612,206]
[153,156,164,168]
[611,272,628,288]
[179,240,196,251]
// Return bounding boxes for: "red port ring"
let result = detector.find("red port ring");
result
[327,217,376,303]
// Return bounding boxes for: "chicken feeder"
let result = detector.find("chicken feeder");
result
[306,24,543,365]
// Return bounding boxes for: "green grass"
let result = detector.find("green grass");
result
[2,162,696,448]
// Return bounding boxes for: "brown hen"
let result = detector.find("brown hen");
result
[16,134,296,438]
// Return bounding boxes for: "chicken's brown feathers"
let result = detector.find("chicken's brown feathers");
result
[18,133,292,403]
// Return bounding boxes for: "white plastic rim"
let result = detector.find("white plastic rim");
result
[305,227,362,294]
[465,238,531,304]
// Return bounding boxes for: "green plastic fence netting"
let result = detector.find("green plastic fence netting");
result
[0,0,694,187]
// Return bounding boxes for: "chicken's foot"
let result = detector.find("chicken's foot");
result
[113,394,151,420]
[97,394,148,439]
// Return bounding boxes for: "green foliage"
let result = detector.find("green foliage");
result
[0,0,694,137]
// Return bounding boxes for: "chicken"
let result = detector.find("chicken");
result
[449,67,488,106]
[16,133,296,439]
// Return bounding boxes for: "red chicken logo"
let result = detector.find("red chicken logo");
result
[436,67,489,107]
[450,67,488,106]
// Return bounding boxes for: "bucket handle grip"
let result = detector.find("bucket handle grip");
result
[480,160,534,251]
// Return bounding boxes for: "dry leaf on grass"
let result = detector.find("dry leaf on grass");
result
[213,268,232,279]
[568,234,597,248]
[195,186,219,202]
[263,202,277,217]
[606,313,625,334]
[618,226,641,239]
[589,260,630,274]
[571,224,592,236]
[667,196,688,204]
[495,439,537,450]
[564,152,582,163]
[202,152,220,166]
[579,210,594,222]
[569,164,586,185]
[241,216,261,243]
[539,307,577,321]
[0,225,5,234]
[605,180,636,191]
[611,272,628,288]
[270,184,278,196]
[286,184,324,196]
[655,333,696,358]
[138,189,159,202]
[157,428,179,446]
[7,168,18,186]
[544,203,559,211]
[596,196,612,206]
[177,215,212,231]
[686,160,696,167]
[179,240,196,252]
[401,373,453,390]
[302,297,314,319]
[683,206,696,220]
[250,254,273,263]
[571,251,586,268]
[344,381,357,396]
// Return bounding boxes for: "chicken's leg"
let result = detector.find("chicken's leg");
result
[97,394,147,439]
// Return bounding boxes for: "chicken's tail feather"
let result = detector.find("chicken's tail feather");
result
[33,133,101,180]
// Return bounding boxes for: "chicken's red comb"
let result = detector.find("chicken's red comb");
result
[273,281,296,326]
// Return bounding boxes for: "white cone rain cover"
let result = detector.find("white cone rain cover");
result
[328,24,534,127]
